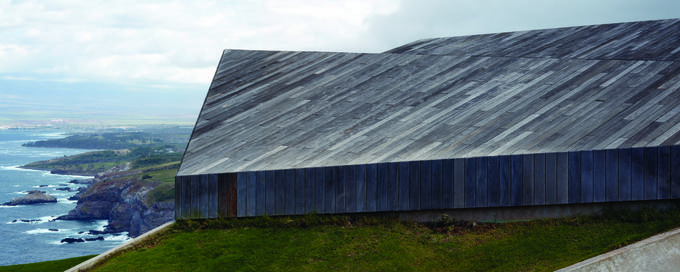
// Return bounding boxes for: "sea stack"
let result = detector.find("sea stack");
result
[2,190,57,206]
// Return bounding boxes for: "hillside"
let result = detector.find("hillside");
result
[77,206,680,271]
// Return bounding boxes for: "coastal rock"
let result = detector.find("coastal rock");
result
[85,236,104,241]
[2,190,57,206]
[61,238,85,243]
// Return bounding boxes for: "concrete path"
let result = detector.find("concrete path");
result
[65,221,175,272]
[557,227,680,271]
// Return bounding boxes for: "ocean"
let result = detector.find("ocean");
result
[0,130,129,266]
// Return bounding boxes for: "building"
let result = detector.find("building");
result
[175,18,680,220]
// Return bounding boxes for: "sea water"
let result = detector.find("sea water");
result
[0,130,129,266]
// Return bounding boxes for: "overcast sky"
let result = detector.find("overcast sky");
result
[2,0,680,123]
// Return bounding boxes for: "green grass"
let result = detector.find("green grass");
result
[81,205,680,272]
[0,255,96,272]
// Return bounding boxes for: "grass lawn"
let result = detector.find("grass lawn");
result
[81,204,680,271]
[0,255,96,272]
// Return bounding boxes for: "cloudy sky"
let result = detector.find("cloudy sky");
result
[2,0,679,124]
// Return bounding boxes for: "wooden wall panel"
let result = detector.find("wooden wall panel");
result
[388,162,399,211]
[454,158,465,208]
[345,165,357,214]
[305,168,315,214]
[442,159,454,209]
[247,172,256,217]
[671,146,680,199]
[619,148,632,201]
[420,160,433,209]
[464,158,476,208]
[398,162,410,210]
[275,169,285,215]
[534,154,546,205]
[191,175,200,218]
[325,167,335,214]
[522,154,534,205]
[265,171,275,216]
[367,164,378,212]
[357,164,367,213]
[335,166,345,213]
[177,145,680,220]
[475,157,488,208]
[545,153,557,205]
[377,163,388,211]
[511,155,523,206]
[659,146,671,199]
[295,168,305,215]
[605,149,619,201]
[314,168,325,213]
[581,151,594,203]
[409,161,421,210]
[431,160,443,209]
[209,174,218,218]
[593,150,606,203]
[568,151,580,203]
[237,172,247,217]
[499,155,512,206]
[556,152,569,204]
[631,147,644,201]
[644,147,658,200]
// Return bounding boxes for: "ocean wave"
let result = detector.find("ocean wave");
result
[25,228,69,234]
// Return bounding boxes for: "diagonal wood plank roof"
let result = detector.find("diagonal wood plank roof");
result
[178,18,680,176]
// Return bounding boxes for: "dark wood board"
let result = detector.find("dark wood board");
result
[545,153,557,205]
[465,158,476,208]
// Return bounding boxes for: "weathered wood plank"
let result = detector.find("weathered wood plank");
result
[335,166,345,213]
[465,158,476,208]
[568,151,581,204]
[367,164,378,212]
[357,164,367,212]
[442,159,454,209]
[305,168,315,214]
[487,156,500,207]
[314,168,325,213]
[545,153,557,205]
[556,152,570,204]
[671,146,680,199]
[377,163,388,211]
[275,169,285,215]
[631,147,644,201]
[619,148,632,201]
[420,160,433,209]
[325,167,336,214]
[388,162,399,211]
[512,155,523,206]
[592,150,605,203]
[227,173,238,217]
[644,147,658,200]
[499,155,512,206]
[605,149,619,201]
[534,153,546,205]
[183,176,192,219]
[522,154,534,205]
[345,165,357,213]
[475,157,488,207]
[659,146,671,199]
[246,172,256,217]
[295,168,305,215]
[581,151,594,203]
[431,160,443,209]
[199,175,209,218]
[454,158,465,208]
[409,161,421,210]
[265,170,276,215]
[398,162,410,210]
[209,174,219,218]
[237,172,247,217]
[174,176,182,219]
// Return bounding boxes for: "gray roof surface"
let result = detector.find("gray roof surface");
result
[178,18,680,176]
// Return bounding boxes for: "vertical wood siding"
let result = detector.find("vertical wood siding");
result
[176,145,680,219]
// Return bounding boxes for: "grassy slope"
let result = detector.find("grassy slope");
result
[77,205,680,272]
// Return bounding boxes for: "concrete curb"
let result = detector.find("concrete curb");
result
[65,221,175,272]
[556,227,680,272]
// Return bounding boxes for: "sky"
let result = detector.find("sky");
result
[2,0,680,125]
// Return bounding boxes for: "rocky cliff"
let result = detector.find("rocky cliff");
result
[58,168,175,237]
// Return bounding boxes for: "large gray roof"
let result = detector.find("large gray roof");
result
[178,18,680,176]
